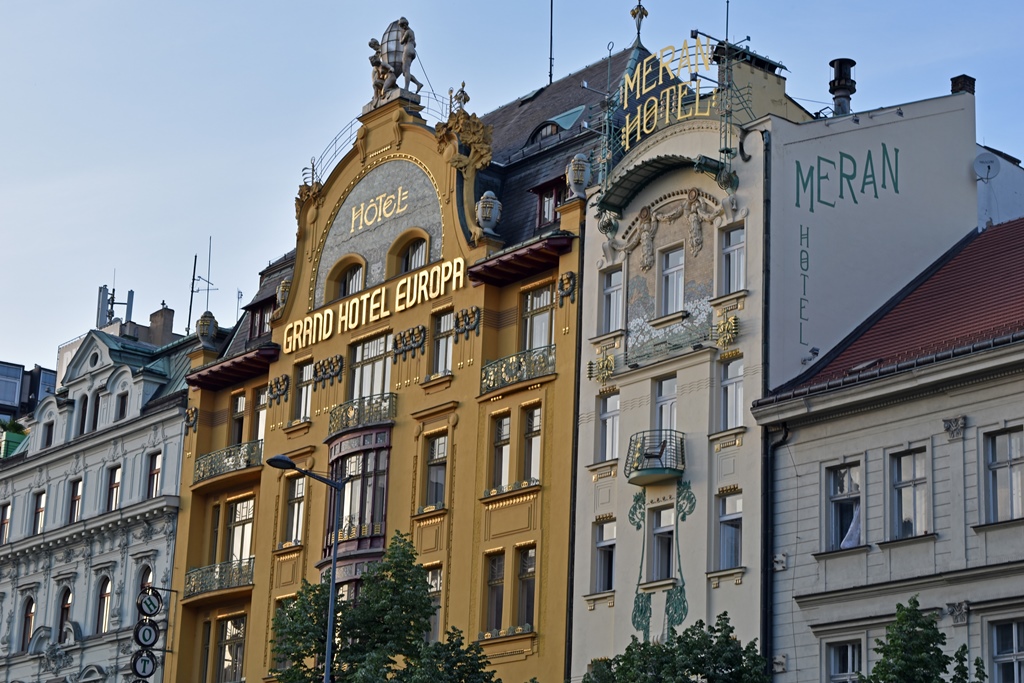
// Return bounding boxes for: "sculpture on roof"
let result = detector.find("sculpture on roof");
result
[435,84,494,245]
[369,38,398,106]
[398,17,424,94]
[367,18,424,107]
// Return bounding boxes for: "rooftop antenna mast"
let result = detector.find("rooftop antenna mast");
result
[186,237,218,335]
[547,0,554,85]
[95,281,134,328]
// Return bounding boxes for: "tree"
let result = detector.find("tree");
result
[272,531,498,683]
[863,595,986,683]
[581,612,769,683]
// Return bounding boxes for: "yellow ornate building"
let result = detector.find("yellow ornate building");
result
[165,30,619,680]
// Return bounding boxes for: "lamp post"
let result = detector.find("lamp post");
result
[267,454,342,683]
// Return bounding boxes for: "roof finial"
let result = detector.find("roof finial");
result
[630,1,648,41]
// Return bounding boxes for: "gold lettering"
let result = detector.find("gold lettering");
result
[641,54,657,95]
[694,34,712,71]
[378,287,391,320]
[452,257,465,290]
[441,260,453,295]
[621,111,641,152]
[283,323,293,354]
[416,271,429,307]
[370,288,382,322]
[346,298,360,332]
[337,302,348,334]
[642,97,658,135]
[313,312,323,343]
[302,317,313,348]
[395,278,407,312]
[658,46,676,87]
[351,204,364,233]
[359,291,372,327]
[622,67,642,109]
[428,264,441,299]
[382,194,395,218]
[322,309,333,340]
[395,186,408,214]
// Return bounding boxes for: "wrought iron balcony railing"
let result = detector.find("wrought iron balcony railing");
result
[328,393,397,436]
[193,439,263,484]
[183,557,255,598]
[624,429,686,486]
[480,345,556,395]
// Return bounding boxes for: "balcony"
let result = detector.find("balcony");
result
[624,430,686,486]
[328,393,397,438]
[183,557,255,599]
[480,345,556,395]
[193,440,263,485]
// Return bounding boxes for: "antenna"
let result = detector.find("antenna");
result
[186,254,198,335]
[95,285,135,327]
[548,0,554,85]
[186,238,219,335]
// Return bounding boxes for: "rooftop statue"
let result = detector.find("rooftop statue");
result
[368,18,423,107]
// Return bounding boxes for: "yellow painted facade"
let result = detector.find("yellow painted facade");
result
[167,92,584,683]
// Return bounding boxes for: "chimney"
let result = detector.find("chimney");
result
[951,74,976,95]
[149,303,175,346]
[829,58,857,116]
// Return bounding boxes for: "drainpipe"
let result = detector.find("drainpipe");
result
[564,201,586,683]
[758,126,776,666]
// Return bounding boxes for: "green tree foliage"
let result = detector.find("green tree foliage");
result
[272,531,499,683]
[863,595,986,683]
[581,612,769,683]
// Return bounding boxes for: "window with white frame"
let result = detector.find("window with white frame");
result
[228,498,254,561]
[68,479,83,524]
[828,464,862,550]
[594,520,616,592]
[0,502,9,544]
[337,264,364,300]
[231,394,246,444]
[352,334,393,399]
[485,554,504,632]
[58,588,73,644]
[601,268,623,334]
[722,359,744,430]
[254,387,268,441]
[294,362,313,422]
[993,619,1024,683]
[892,448,927,538]
[284,476,304,545]
[217,616,246,683]
[491,415,511,490]
[661,248,685,316]
[827,641,861,683]
[718,493,742,569]
[522,284,554,350]
[96,577,112,633]
[401,239,427,273]
[147,452,162,499]
[426,566,443,642]
[116,391,129,421]
[987,428,1024,523]
[721,227,745,294]
[516,546,536,627]
[598,393,620,462]
[655,377,677,432]
[650,507,674,581]
[521,406,541,483]
[425,433,448,508]
[432,311,454,377]
[33,491,46,535]
[107,466,121,512]
[20,597,34,651]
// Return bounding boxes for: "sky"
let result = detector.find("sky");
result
[2,0,1022,371]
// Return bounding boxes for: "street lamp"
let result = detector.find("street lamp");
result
[267,454,342,683]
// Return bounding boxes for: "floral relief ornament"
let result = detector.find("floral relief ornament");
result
[715,315,738,348]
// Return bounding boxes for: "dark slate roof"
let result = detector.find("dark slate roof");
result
[757,217,1024,405]
[481,48,637,166]
[88,329,201,404]
[224,251,295,361]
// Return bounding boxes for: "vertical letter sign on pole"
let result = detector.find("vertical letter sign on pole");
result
[133,587,165,680]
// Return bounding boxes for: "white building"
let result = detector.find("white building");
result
[753,216,1024,682]
[0,306,194,683]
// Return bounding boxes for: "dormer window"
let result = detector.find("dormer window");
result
[532,180,565,228]
[249,303,273,339]
[535,123,559,142]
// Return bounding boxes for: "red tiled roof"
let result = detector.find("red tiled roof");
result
[799,216,1024,389]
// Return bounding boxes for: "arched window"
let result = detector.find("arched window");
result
[58,589,73,643]
[21,598,35,651]
[140,565,153,590]
[96,578,111,634]
[401,239,427,273]
[338,264,364,299]
[89,391,99,432]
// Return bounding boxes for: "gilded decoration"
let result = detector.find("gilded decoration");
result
[435,89,493,244]
[588,353,615,385]
[715,315,738,348]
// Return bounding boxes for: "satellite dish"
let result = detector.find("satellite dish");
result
[974,152,1001,182]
